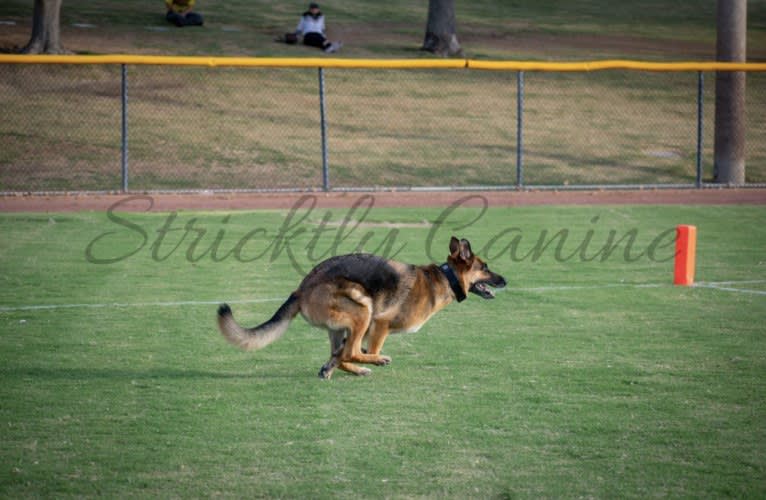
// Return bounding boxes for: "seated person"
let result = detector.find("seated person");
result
[295,3,341,53]
[165,0,204,27]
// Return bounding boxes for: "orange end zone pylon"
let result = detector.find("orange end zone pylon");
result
[674,225,697,286]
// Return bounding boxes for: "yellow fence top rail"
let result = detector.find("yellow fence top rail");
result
[0,54,465,69]
[1,54,766,72]
[467,59,766,72]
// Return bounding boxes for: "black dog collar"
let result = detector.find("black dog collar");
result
[439,263,466,302]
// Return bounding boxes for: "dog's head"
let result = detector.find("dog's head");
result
[448,236,507,299]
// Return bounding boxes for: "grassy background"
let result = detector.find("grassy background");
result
[1,65,764,191]
[1,203,765,497]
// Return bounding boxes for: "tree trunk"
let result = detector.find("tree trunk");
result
[713,0,746,184]
[21,0,65,54]
[421,0,462,57]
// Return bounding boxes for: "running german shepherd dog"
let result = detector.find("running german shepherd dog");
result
[217,236,506,379]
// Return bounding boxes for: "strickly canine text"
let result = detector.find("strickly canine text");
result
[217,237,507,379]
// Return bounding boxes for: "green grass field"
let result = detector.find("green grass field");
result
[1,202,765,498]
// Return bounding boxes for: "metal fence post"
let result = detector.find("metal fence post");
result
[696,71,704,188]
[516,70,524,188]
[318,67,330,191]
[121,64,129,192]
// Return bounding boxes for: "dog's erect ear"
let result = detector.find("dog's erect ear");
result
[459,239,473,260]
[449,236,473,262]
[449,236,461,258]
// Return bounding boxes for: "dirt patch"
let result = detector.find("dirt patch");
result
[1,189,764,213]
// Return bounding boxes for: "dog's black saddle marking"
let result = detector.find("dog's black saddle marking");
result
[304,254,401,297]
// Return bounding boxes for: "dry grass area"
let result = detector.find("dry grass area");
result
[1,0,765,190]
[1,64,764,191]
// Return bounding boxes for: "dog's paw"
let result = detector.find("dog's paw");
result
[318,364,334,380]
[375,355,392,366]
[356,367,372,376]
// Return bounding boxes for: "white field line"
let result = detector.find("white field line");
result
[1,280,764,314]
[499,283,664,293]
[0,297,284,313]
[696,279,766,286]
[693,281,766,296]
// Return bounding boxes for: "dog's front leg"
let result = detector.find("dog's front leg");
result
[347,319,392,366]
[364,319,392,363]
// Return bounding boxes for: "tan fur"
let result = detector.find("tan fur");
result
[217,237,506,379]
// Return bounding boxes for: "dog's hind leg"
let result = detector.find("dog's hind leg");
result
[319,326,383,379]
[335,288,375,376]
[310,283,380,377]
[337,291,391,371]
[318,329,345,380]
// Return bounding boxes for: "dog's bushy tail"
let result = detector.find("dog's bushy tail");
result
[217,293,300,351]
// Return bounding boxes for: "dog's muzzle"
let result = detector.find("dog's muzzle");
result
[469,274,507,299]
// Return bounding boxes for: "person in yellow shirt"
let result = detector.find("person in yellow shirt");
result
[165,0,204,27]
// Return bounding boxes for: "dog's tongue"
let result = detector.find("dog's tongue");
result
[471,282,495,297]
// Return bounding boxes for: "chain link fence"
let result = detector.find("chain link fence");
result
[1,58,764,193]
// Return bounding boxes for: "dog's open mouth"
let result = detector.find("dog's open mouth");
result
[469,281,497,299]
[469,274,507,299]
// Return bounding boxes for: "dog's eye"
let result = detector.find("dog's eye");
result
[482,263,489,271]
